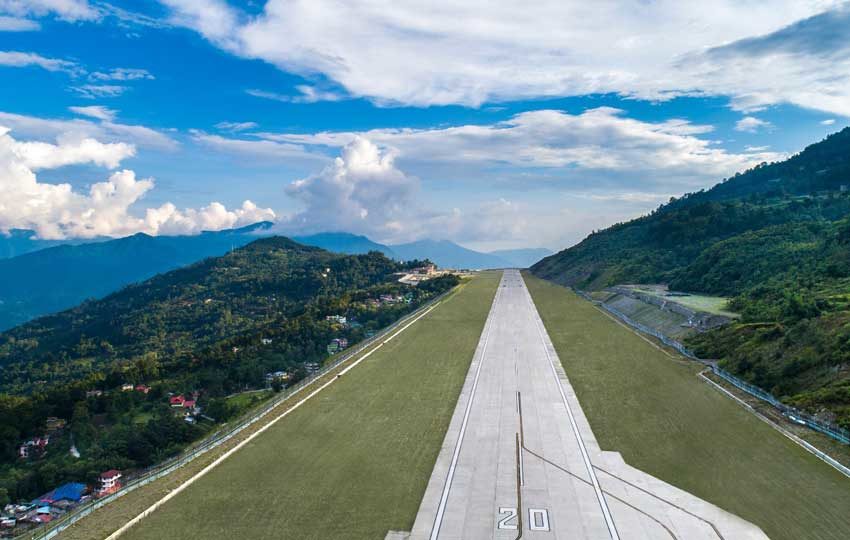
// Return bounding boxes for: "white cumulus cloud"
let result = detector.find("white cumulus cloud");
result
[735,116,773,133]
[282,137,419,238]
[0,126,275,239]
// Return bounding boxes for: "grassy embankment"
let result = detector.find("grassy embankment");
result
[66,271,500,540]
[525,273,850,540]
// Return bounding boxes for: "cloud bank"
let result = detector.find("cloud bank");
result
[254,108,781,189]
[158,0,850,115]
[278,136,636,246]
[0,126,274,239]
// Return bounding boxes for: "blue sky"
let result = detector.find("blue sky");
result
[1,1,849,250]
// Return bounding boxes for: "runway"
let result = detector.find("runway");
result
[398,270,769,540]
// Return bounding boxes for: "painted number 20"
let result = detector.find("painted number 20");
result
[497,508,550,532]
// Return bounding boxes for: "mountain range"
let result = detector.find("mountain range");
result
[0,228,549,331]
[0,222,275,331]
[294,233,551,269]
[532,127,850,430]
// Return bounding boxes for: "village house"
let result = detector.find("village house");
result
[121,383,134,392]
[44,417,66,432]
[85,389,103,398]
[327,337,349,354]
[135,384,151,394]
[18,436,49,459]
[413,264,437,275]
[169,395,186,407]
[261,338,273,345]
[325,314,348,325]
[265,371,291,383]
[304,362,321,374]
[95,470,122,497]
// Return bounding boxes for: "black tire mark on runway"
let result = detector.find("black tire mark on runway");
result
[593,467,724,540]
[515,433,523,540]
[520,445,678,540]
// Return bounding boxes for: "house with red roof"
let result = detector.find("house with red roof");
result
[95,470,122,497]
[169,395,185,407]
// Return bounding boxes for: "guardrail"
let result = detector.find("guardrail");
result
[13,287,456,540]
[576,289,850,447]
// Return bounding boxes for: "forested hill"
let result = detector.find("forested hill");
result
[531,127,850,292]
[0,221,276,331]
[531,127,850,430]
[0,236,458,503]
[0,236,412,394]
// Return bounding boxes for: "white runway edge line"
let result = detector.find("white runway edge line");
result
[522,274,621,540]
[104,299,445,540]
[699,371,850,480]
[429,276,504,540]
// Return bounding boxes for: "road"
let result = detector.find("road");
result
[398,270,769,540]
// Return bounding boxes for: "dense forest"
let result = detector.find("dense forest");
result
[532,127,850,430]
[0,237,458,504]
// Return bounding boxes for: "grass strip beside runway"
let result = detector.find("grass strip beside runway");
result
[524,272,850,540]
[109,272,501,540]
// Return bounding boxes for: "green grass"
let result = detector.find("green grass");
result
[130,412,153,425]
[224,389,272,412]
[667,294,737,317]
[120,272,501,540]
[633,286,738,317]
[525,273,850,540]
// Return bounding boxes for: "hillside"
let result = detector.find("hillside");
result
[0,222,275,330]
[0,236,458,503]
[531,127,850,429]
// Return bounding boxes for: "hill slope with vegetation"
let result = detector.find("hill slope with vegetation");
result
[0,237,456,504]
[0,222,277,331]
[531,127,850,430]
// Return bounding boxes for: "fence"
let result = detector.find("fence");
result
[711,367,850,445]
[576,290,700,360]
[576,289,850,447]
[14,288,454,540]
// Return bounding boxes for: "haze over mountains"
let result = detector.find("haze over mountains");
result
[0,228,550,331]
[0,222,275,330]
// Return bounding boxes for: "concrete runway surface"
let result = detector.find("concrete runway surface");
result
[390,270,769,540]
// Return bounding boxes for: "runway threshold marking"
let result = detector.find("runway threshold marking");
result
[521,273,622,540]
[429,282,503,540]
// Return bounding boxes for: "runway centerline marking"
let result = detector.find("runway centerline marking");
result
[522,274,621,540]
